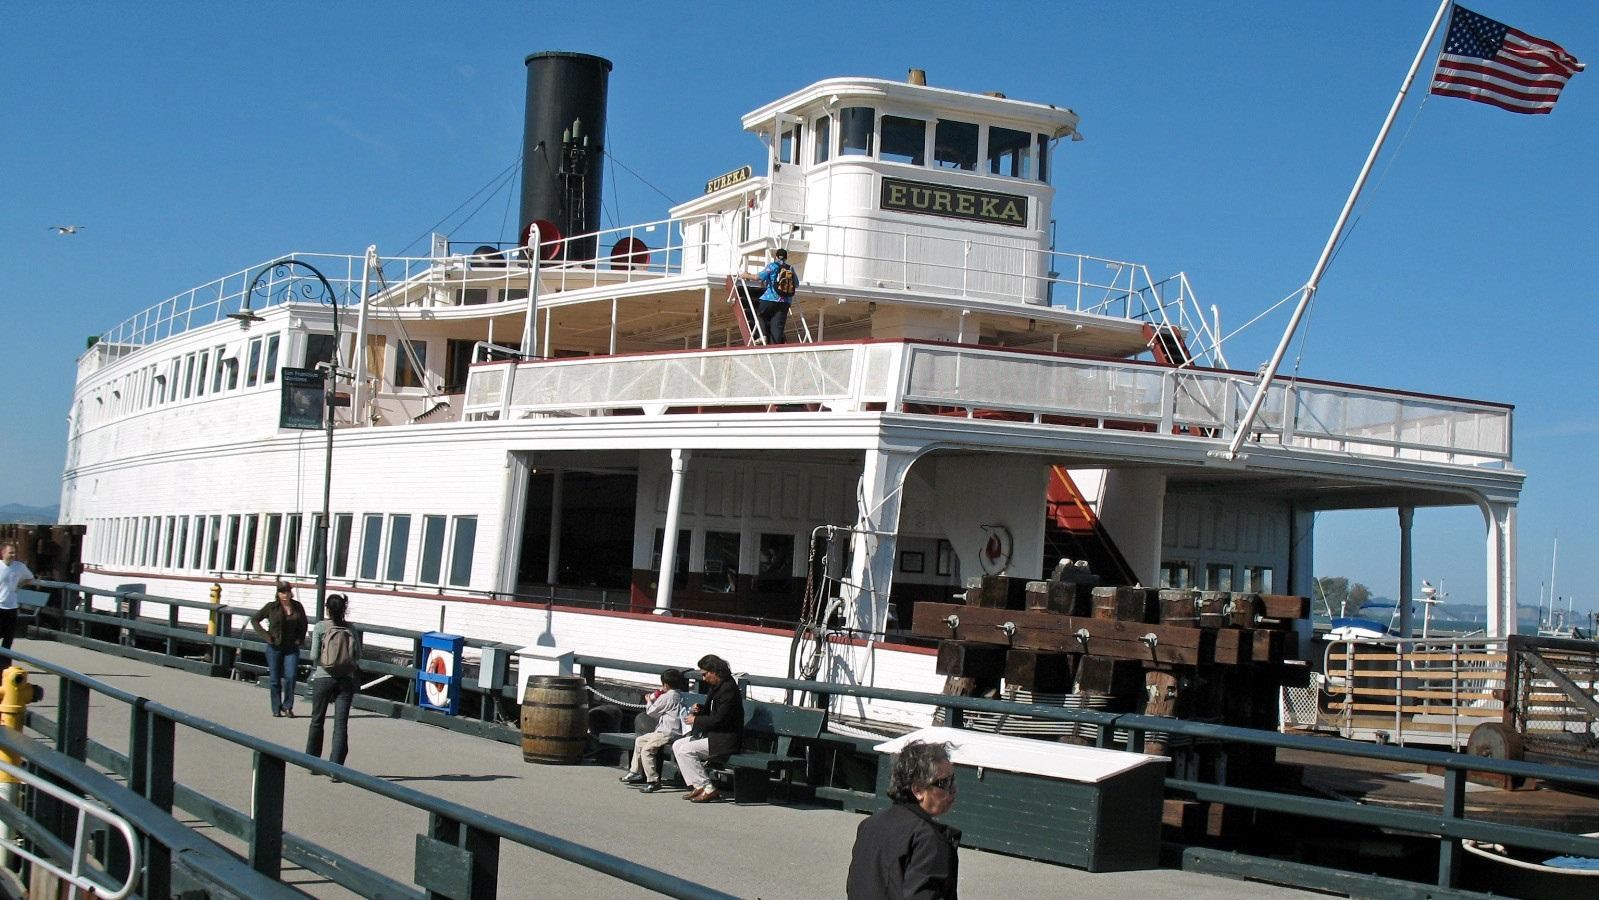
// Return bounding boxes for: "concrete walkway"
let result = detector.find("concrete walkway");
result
[13,639,1313,898]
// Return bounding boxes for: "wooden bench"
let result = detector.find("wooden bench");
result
[594,692,704,770]
[706,700,826,804]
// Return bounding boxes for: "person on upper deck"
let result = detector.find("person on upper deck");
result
[755,248,798,345]
[846,739,962,899]
[673,653,744,803]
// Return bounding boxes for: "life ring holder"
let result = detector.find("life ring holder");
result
[978,525,1013,576]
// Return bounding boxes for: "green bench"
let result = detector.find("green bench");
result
[594,691,704,770]
[596,695,826,804]
[710,700,826,803]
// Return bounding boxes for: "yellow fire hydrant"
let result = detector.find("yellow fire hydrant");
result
[208,583,222,637]
[0,665,43,782]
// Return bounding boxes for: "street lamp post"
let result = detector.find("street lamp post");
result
[243,258,344,628]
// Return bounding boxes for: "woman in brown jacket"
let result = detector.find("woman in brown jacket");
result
[250,582,309,717]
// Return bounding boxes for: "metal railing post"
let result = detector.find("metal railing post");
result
[1438,767,1465,887]
[249,752,286,879]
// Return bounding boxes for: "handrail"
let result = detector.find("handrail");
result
[0,757,140,900]
[5,647,735,900]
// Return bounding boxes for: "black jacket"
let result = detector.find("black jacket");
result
[846,801,961,900]
[694,677,744,757]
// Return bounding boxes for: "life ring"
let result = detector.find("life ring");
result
[978,525,1013,576]
[423,648,453,708]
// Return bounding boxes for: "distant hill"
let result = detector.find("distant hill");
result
[0,503,58,525]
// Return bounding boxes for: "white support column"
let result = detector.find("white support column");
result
[654,449,692,615]
[846,447,916,636]
[546,469,564,585]
[495,453,531,596]
[1398,506,1414,638]
[1483,501,1517,637]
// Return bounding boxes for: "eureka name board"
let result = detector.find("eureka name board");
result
[880,177,1029,227]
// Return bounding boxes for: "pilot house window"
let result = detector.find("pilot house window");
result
[934,120,978,171]
[880,116,926,166]
[988,126,1034,179]
[839,107,875,157]
[813,115,831,164]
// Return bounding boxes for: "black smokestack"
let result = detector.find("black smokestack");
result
[520,51,611,261]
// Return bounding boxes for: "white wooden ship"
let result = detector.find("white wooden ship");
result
[59,53,1522,723]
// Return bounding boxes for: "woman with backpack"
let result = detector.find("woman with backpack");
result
[305,593,362,769]
[755,248,798,344]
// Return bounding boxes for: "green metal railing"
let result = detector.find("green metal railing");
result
[25,582,1599,892]
[3,644,733,899]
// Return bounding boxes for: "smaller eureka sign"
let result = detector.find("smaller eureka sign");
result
[879,177,1028,227]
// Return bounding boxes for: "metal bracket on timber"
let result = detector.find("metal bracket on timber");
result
[913,602,1221,666]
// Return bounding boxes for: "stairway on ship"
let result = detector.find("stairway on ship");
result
[1043,466,1139,585]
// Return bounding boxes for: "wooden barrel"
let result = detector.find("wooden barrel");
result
[1195,591,1231,628]
[1157,589,1198,628]
[520,676,589,764]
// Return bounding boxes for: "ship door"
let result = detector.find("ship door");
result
[518,468,637,594]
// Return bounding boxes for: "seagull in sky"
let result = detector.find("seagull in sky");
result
[49,225,83,235]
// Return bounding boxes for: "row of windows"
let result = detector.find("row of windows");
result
[1159,561,1275,593]
[777,108,1051,182]
[84,511,478,589]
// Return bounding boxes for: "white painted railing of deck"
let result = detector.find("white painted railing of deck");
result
[462,342,1512,465]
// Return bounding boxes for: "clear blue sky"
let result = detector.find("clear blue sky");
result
[4,2,1594,615]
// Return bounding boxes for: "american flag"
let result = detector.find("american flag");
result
[1430,5,1584,114]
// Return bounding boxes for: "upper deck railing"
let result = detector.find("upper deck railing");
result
[462,341,1512,466]
[89,215,1215,360]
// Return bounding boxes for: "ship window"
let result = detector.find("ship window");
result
[703,531,740,594]
[756,533,795,593]
[420,515,447,584]
[445,339,476,394]
[395,340,427,389]
[182,353,197,400]
[224,515,241,570]
[283,515,301,575]
[195,351,209,398]
[175,516,189,568]
[191,516,207,572]
[988,126,1033,179]
[223,357,239,391]
[778,122,802,165]
[1206,563,1235,591]
[1247,565,1274,593]
[263,513,283,573]
[305,334,338,372]
[164,516,178,568]
[333,513,354,577]
[813,115,831,164]
[839,106,875,157]
[880,115,926,166]
[501,287,528,302]
[385,514,411,582]
[1159,560,1192,589]
[652,528,690,590]
[264,334,280,384]
[241,514,260,571]
[1036,133,1050,183]
[212,346,227,393]
[246,338,263,388]
[358,514,384,580]
[934,119,978,171]
[448,516,477,587]
[153,373,167,405]
[207,515,222,569]
[457,288,489,306]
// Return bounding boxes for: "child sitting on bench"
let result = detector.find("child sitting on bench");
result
[620,668,690,793]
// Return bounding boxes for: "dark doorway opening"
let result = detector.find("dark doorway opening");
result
[519,470,637,590]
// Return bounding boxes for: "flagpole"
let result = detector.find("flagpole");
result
[1217,0,1455,461]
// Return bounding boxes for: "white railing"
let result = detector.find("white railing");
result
[462,341,1513,464]
[0,758,140,899]
[1317,637,1508,750]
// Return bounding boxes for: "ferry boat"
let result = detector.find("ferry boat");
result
[59,53,1523,723]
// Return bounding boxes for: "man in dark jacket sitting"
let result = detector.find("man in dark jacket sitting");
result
[674,653,745,803]
[846,740,961,899]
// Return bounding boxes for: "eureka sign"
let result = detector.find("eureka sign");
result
[879,177,1029,228]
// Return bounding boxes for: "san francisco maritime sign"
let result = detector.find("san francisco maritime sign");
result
[880,177,1029,227]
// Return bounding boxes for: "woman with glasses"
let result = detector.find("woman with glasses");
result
[249,582,309,718]
[846,740,961,899]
